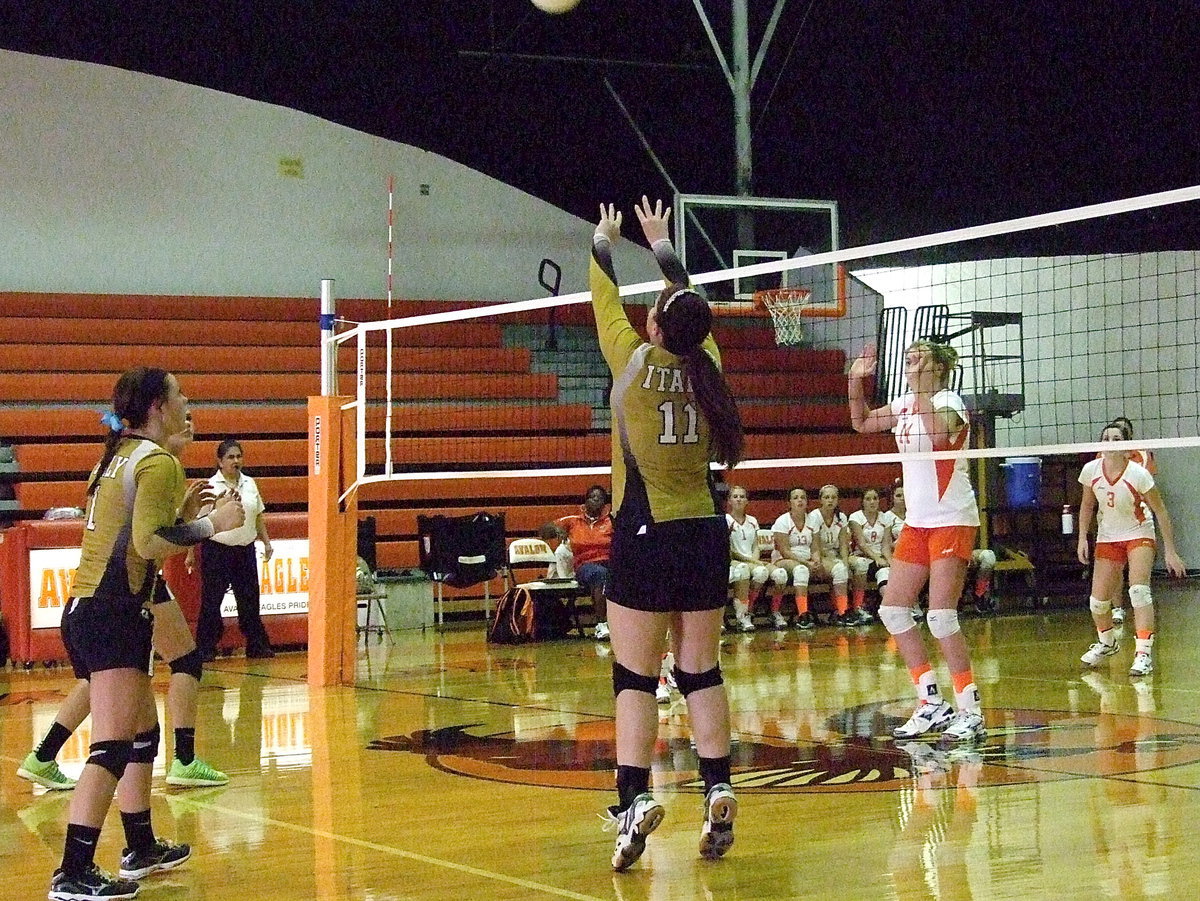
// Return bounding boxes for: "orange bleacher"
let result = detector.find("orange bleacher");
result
[0,291,898,621]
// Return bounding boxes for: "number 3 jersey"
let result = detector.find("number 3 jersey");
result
[1079,458,1156,543]
[591,236,721,523]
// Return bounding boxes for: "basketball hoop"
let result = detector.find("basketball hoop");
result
[754,288,812,346]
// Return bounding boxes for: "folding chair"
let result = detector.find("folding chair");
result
[506,538,585,639]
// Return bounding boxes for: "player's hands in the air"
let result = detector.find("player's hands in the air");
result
[849,343,878,380]
[634,196,671,245]
[595,203,622,243]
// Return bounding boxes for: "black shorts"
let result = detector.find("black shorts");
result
[609,514,729,613]
[62,595,154,680]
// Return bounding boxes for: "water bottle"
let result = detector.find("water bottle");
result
[1061,504,1074,535]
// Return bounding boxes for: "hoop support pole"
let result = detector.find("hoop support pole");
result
[307,395,358,687]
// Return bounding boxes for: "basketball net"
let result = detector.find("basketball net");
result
[755,287,812,346]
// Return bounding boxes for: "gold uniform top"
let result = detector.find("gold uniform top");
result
[590,237,722,523]
[71,437,186,601]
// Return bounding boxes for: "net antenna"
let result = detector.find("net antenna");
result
[755,286,813,346]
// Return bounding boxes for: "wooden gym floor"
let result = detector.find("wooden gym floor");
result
[5,585,1200,900]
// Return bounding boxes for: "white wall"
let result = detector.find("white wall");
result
[0,49,661,302]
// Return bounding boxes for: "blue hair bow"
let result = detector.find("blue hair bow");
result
[100,411,124,432]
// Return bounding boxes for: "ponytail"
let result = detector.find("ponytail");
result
[656,284,745,468]
[87,367,171,496]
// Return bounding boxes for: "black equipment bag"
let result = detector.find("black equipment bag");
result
[417,511,506,589]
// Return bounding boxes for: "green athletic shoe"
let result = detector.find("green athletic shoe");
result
[166,756,229,787]
[16,752,76,790]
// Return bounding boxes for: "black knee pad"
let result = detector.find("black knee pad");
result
[88,740,133,779]
[672,665,723,698]
[130,724,160,764]
[612,662,658,698]
[169,648,203,681]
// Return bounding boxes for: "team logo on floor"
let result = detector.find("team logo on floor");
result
[368,700,1200,792]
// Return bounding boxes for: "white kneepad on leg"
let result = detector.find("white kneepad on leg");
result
[830,560,848,584]
[878,605,916,635]
[926,608,961,640]
[791,564,810,588]
[751,564,771,585]
[770,566,789,587]
[975,549,996,570]
[851,556,871,576]
[1089,596,1112,616]
[729,562,750,584]
[1129,584,1153,608]
[876,566,890,586]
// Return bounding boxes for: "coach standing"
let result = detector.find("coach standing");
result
[194,439,276,661]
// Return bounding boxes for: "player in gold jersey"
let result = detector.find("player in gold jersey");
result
[594,198,743,872]
[50,368,244,901]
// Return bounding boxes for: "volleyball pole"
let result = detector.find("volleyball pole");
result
[308,278,358,687]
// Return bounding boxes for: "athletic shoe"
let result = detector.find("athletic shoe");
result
[1111,607,1126,625]
[1129,652,1154,677]
[833,611,858,627]
[49,865,139,901]
[166,756,228,788]
[655,682,672,704]
[1081,640,1121,666]
[118,839,191,880]
[892,700,955,739]
[853,608,875,625]
[698,783,737,860]
[17,752,77,790]
[593,621,610,641]
[609,793,665,872]
[941,710,987,743]
[770,612,788,630]
[912,606,926,621]
[734,615,755,633]
[794,612,817,631]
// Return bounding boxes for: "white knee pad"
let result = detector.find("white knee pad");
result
[729,562,750,584]
[1089,596,1112,616]
[770,566,789,587]
[831,560,848,584]
[876,566,890,586]
[751,564,771,585]
[851,556,871,576]
[878,605,916,635]
[791,564,810,588]
[1129,584,1153,608]
[926,608,961,640]
[974,549,996,570]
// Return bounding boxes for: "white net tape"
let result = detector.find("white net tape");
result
[757,288,812,346]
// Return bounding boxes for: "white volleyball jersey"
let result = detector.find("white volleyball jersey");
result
[771,512,814,562]
[727,513,761,559]
[850,509,890,555]
[806,508,848,554]
[889,390,980,528]
[1079,458,1156,543]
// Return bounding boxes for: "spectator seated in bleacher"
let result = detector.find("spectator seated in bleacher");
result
[541,484,614,640]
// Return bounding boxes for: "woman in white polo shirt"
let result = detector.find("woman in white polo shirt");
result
[194,439,275,661]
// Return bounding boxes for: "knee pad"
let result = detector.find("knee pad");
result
[851,556,871,576]
[612,662,658,699]
[975,549,996,570]
[878,605,916,635]
[926,608,961,640]
[728,562,750,584]
[169,648,203,681]
[130,724,160,764]
[88,739,133,780]
[1089,596,1112,616]
[830,560,848,584]
[750,565,771,585]
[1129,584,1153,608]
[876,566,891,587]
[791,564,810,588]
[672,665,723,698]
[770,566,789,587]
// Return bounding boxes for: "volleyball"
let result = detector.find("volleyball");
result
[531,0,581,13]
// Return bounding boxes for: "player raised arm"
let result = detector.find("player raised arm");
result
[848,344,898,434]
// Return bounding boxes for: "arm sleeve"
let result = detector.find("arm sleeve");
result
[155,518,215,546]
[590,237,641,371]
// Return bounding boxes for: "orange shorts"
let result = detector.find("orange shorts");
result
[893,525,977,567]
[1095,538,1156,564]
